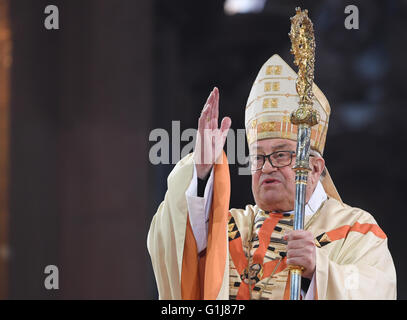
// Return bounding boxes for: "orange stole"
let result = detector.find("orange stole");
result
[232,213,291,300]
[181,152,230,300]
[181,216,202,299]
[252,214,282,266]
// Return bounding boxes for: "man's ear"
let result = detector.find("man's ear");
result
[310,156,325,184]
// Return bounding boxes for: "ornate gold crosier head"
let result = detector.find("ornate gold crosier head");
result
[289,7,320,127]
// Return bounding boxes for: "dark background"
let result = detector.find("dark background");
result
[4,0,406,299]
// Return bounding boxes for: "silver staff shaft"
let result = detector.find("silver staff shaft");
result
[288,7,318,300]
[289,124,312,300]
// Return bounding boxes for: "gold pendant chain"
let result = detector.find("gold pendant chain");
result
[245,209,283,300]
[243,200,327,300]
[245,210,256,299]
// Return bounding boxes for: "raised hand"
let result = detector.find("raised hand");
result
[194,87,232,180]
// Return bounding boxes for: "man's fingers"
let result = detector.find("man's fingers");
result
[201,90,213,118]
[285,230,313,241]
[201,102,210,117]
[213,87,219,128]
[219,117,231,148]
[201,89,215,117]
[204,88,214,107]
[220,117,232,133]
[209,90,216,130]
[286,248,304,259]
[199,89,230,146]
[287,239,309,250]
[199,103,211,128]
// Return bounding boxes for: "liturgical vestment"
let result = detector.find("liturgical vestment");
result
[147,153,397,299]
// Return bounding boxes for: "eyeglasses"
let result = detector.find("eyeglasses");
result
[249,151,296,171]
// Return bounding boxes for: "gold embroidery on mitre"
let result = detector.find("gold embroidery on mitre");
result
[272,82,280,91]
[262,98,279,109]
[274,65,282,75]
[258,122,275,133]
[265,65,283,75]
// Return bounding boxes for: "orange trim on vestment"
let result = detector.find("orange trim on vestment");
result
[236,281,250,300]
[252,214,282,265]
[181,215,201,299]
[203,152,231,299]
[181,151,230,300]
[326,222,387,242]
[262,257,287,279]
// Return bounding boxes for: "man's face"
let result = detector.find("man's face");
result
[250,138,297,212]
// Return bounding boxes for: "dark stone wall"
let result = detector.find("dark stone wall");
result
[9,0,153,299]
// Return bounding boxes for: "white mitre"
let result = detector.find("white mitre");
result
[245,54,330,155]
[245,54,341,202]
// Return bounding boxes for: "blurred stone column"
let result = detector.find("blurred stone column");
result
[8,0,153,299]
[57,0,153,298]
[0,0,11,300]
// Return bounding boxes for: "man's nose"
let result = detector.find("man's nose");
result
[261,158,278,173]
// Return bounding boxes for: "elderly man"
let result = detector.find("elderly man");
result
[147,54,397,300]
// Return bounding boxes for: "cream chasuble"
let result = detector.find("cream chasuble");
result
[147,152,397,300]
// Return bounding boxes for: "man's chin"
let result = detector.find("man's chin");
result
[260,183,283,195]
[261,183,281,190]
[257,191,293,212]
